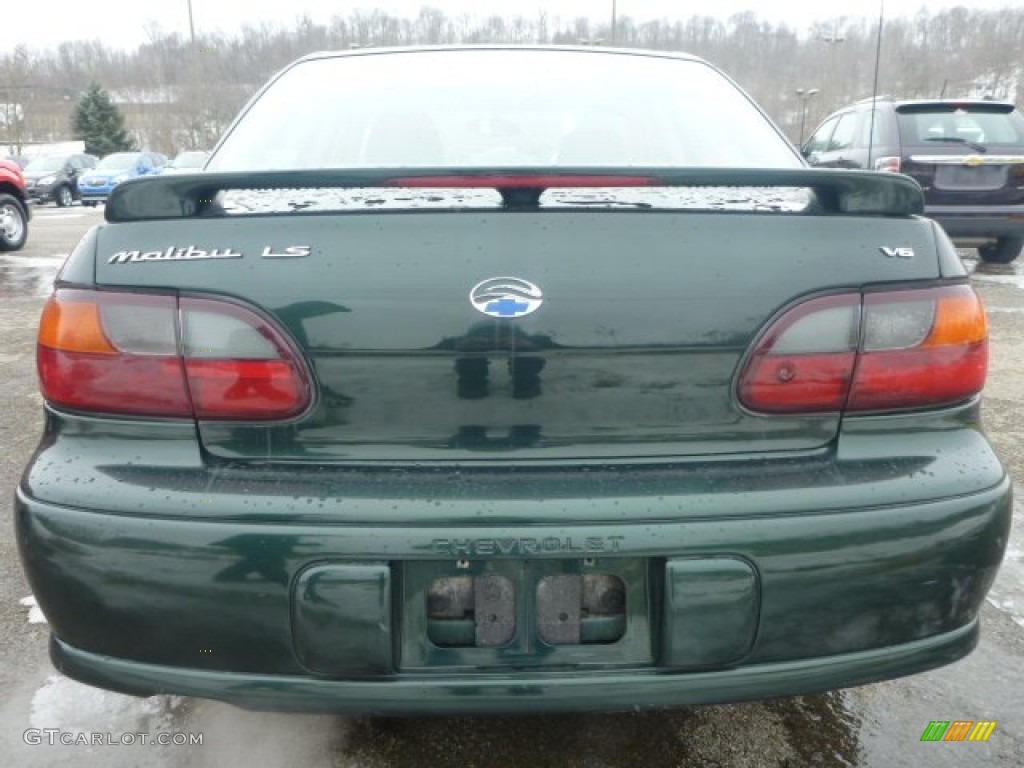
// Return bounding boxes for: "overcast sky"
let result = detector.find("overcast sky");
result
[7,0,1022,53]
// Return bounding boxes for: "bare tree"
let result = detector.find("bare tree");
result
[5,6,1021,153]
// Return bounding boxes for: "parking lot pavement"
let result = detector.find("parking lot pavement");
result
[0,207,1021,767]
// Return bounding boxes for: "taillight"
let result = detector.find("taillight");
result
[875,156,901,173]
[37,289,311,420]
[737,285,987,414]
[849,287,987,410]
[736,294,859,413]
[388,174,657,188]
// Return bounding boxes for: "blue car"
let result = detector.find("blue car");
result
[77,151,167,206]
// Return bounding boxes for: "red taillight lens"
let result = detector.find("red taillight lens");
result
[38,291,192,417]
[37,289,311,420]
[848,287,987,411]
[179,297,311,419]
[874,156,902,173]
[736,294,859,413]
[738,285,987,414]
[388,174,657,188]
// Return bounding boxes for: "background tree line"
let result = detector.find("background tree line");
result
[2,5,1022,155]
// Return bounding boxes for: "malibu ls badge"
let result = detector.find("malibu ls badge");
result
[108,244,311,264]
[470,277,543,319]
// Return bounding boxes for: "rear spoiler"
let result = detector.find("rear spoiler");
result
[105,167,924,223]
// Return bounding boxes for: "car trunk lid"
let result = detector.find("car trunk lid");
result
[89,169,934,463]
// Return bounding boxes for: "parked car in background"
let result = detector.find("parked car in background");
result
[23,153,98,207]
[803,97,1024,263]
[164,150,210,173]
[77,151,167,206]
[18,47,1010,715]
[0,158,29,251]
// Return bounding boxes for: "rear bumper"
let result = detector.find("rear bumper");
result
[78,183,114,202]
[25,185,46,202]
[16,462,1011,712]
[52,620,979,715]
[26,182,58,203]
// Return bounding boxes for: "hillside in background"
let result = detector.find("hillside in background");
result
[2,5,1021,154]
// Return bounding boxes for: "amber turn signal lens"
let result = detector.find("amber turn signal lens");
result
[38,296,118,355]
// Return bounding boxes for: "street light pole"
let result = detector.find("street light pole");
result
[186,0,202,148]
[796,88,819,147]
[819,17,845,104]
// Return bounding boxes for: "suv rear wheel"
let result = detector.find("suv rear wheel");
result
[978,236,1023,264]
[0,193,28,251]
[55,185,74,208]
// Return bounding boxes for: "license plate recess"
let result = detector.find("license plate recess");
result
[400,558,653,670]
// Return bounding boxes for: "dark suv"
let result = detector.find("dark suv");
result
[803,98,1024,263]
[23,153,98,207]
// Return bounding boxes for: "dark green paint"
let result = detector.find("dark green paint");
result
[292,563,393,675]
[48,623,979,714]
[23,401,1003,522]
[16,464,1009,709]
[18,175,1013,713]
[55,224,99,285]
[662,558,758,669]
[87,210,943,462]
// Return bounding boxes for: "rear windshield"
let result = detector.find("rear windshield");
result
[208,49,802,171]
[896,104,1024,147]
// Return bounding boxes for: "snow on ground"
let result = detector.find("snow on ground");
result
[19,595,47,624]
[0,253,66,298]
[988,490,1024,628]
[20,596,188,747]
[30,675,184,737]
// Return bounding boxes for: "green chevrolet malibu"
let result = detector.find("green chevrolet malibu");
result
[16,46,1011,714]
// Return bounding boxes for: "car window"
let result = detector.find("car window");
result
[209,50,802,171]
[804,116,838,154]
[828,113,858,151]
[858,110,884,147]
[897,106,1024,146]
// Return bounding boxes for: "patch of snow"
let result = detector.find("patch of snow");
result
[30,674,183,736]
[968,269,1024,288]
[19,595,47,624]
[0,254,65,268]
[987,490,1024,628]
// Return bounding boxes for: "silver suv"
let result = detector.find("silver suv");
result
[803,98,1024,263]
